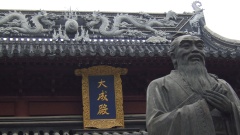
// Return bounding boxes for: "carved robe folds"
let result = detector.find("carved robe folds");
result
[146,71,240,135]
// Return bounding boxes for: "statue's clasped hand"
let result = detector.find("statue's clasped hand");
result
[203,85,232,114]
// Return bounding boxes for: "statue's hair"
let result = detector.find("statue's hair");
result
[168,37,181,69]
[168,32,189,55]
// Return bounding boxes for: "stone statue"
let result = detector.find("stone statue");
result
[146,34,240,135]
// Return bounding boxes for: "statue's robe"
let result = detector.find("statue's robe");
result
[146,70,240,135]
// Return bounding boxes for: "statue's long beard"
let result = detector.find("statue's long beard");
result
[178,61,216,95]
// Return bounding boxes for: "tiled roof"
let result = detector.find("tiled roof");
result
[0,37,239,59]
[72,129,148,135]
[0,115,147,135]
[0,37,169,58]
[0,3,240,59]
[1,130,148,135]
[201,26,240,59]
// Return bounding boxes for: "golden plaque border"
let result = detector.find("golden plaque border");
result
[75,65,127,129]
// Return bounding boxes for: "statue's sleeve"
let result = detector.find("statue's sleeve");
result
[220,80,240,135]
[146,79,215,135]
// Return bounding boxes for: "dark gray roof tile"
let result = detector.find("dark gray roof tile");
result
[145,46,154,57]
[0,37,239,59]
[99,46,106,56]
[213,51,219,58]
[138,46,145,57]
[127,46,135,57]
[109,46,117,56]
[230,52,237,58]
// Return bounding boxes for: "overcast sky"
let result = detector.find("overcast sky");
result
[0,0,239,40]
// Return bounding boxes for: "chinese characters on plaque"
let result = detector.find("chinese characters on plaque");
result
[88,75,116,119]
[75,66,127,129]
[97,79,109,115]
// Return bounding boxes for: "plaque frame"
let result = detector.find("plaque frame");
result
[75,65,127,129]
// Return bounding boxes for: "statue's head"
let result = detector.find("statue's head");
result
[168,34,205,69]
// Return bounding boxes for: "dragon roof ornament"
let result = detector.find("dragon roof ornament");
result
[0,9,190,43]
[0,3,239,58]
[83,10,177,37]
[189,1,205,35]
[0,10,57,34]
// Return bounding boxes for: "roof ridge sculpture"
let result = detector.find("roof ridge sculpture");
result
[0,10,57,34]
[0,9,184,43]
[82,11,177,37]
[190,1,240,45]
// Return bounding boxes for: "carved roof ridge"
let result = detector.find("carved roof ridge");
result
[0,9,193,15]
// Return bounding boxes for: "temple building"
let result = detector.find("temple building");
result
[0,1,239,135]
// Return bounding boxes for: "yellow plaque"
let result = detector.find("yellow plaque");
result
[75,65,127,129]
